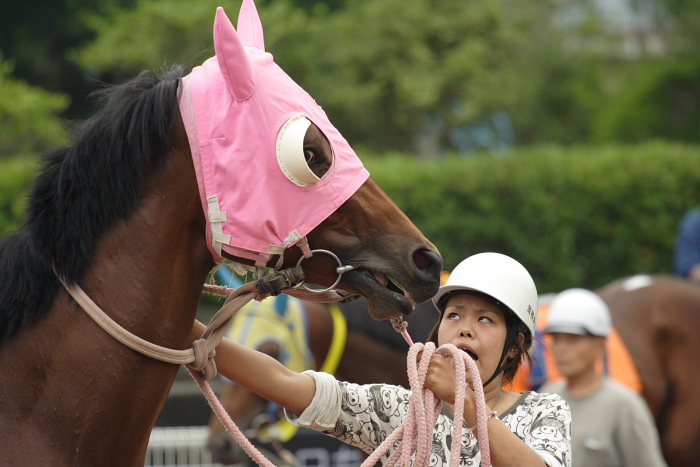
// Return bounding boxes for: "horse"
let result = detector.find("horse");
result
[0,3,442,466]
[598,275,700,467]
[206,296,440,466]
[514,275,700,467]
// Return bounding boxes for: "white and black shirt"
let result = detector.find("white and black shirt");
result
[288,371,572,466]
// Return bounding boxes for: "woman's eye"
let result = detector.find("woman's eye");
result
[478,316,493,323]
[447,312,460,320]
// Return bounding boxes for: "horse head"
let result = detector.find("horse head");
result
[181,1,442,317]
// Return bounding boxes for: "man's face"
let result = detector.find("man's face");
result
[548,332,604,378]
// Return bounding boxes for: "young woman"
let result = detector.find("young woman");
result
[194,252,572,466]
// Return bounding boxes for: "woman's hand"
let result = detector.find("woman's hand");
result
[423,352,479,427]
[424,352,458,404]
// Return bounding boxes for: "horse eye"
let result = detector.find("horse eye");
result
[304,149,316,164]
[276,114,332,186]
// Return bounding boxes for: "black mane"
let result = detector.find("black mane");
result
[0,65,189,343]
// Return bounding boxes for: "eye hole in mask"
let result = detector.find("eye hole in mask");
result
[276,114,333,186]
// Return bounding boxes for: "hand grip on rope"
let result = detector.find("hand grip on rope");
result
[361,342,491,467]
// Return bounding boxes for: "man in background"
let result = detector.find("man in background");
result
[674,206,700,281]
[540,288,667,467]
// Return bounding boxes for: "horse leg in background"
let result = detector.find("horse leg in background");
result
[208,342,279,465]
[208,382,268,465]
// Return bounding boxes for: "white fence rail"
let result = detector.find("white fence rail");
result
[145,426,220,467]
[145,425,365,467]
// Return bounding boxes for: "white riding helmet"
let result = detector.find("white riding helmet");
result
[544,288,611,337]
[432,252,538,336]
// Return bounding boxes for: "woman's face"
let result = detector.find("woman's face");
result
[436,293,509,384]
[548,333,604,378]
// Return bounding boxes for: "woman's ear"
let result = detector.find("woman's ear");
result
[508,332,525,358]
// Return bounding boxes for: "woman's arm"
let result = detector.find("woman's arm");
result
[479,418,547,467]
[191,320,316,415]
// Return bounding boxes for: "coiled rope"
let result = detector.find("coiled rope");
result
[360,323,492,467]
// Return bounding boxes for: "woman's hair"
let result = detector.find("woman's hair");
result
[427,290,533,385]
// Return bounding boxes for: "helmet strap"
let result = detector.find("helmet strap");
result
[481,331,515,388]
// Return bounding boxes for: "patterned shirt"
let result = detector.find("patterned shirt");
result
[288,371,571,466]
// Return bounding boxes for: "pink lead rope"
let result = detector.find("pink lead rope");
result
[360,325,492,467]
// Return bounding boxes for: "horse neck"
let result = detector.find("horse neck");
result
[0,122,214,465]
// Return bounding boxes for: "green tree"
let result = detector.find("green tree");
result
[70,0,699,151]
[74,0,556,151]
[0,0,137,118]
[73,0,224,77]
[0,156,38,237]
[659,0,700,54]
[594,58,700,143]
[0,56,68,158]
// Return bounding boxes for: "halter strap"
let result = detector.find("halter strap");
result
[56,264,310,380]
[55,240,358,381]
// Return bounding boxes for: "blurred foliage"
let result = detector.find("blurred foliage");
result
[362,142,700,293]
[73,0,222,76]
[0,155,38,237]
[660,0,700,53]
[3,141,699,293]
[68,0,625,152]
[0,0,136,118]
[594,58,700,143]
[0,55,69,158]
[3,0,698,152]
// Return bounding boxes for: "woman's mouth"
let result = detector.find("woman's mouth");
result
[461,348,478,361]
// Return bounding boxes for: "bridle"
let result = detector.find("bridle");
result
[56,243,356,380]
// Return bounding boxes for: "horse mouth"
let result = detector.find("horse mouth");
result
[341,268,416,319]
[374,271,411,299]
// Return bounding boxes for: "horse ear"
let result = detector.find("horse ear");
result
[214,7,255,101]
[237,0,265,51]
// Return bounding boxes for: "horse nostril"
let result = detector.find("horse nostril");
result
[412,247,443,277]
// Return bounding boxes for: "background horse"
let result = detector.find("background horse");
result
[207,297,439,466]
[0,5,442,465]
[598,275,700,467]
[515,275,700,467]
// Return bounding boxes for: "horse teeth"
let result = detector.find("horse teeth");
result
[374,271,388,286]
[405,291,415,304]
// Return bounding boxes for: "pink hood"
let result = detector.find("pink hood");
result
[179,1,369,263]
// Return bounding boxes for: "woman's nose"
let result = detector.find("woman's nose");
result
[459,324,474,338]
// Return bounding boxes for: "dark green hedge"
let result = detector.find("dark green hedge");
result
[2,142,699,293]
[364,142,700,293]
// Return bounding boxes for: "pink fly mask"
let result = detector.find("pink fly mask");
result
[179,1,369,264]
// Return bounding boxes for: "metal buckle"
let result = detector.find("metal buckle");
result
[293,249,355,293]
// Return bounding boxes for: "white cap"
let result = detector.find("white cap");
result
[432,252,538,336]
[545,288,611,337]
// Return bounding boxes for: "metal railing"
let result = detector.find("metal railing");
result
[145,426,220,467]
